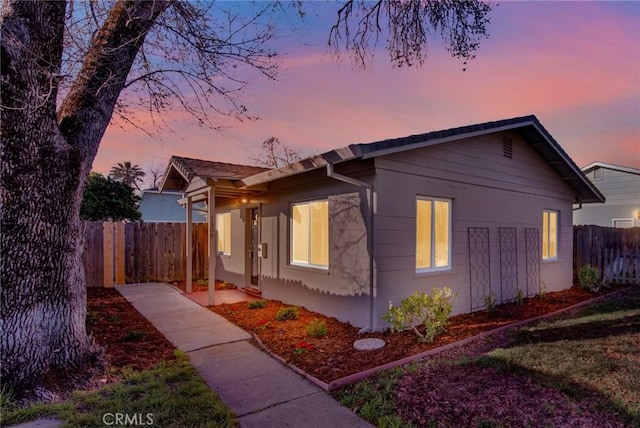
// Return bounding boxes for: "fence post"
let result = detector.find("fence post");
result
[103,222,114,288]
[115,222,125,285]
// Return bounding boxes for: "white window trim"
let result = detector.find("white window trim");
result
[290,200,329,270]
[612,218,634,228]
[542,209,559,261]
[216,212,231,256]
[416,196,452,273]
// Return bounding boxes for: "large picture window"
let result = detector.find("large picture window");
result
[416,197,451,272]
[542,210,558,260]
[291,200,328,268]
[216,212,231,255]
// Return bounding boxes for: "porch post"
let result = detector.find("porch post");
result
[186,196,193,293]
[208,186,216,306]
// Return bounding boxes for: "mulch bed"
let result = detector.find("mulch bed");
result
[169,279,237,293]
[87,288,176,372]
[210,285,622,384]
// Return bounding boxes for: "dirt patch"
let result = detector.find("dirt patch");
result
[210,285,621,384]
[395,363,626,427]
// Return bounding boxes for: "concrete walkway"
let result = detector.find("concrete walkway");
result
[117,283,372,428]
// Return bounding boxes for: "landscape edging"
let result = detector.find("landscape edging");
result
[252,287,631,392]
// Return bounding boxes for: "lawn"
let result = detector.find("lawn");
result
[1,289,237,428]
[335,286,640,427]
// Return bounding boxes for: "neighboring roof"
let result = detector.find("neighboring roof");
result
[581,162,640,176]
[241,115,605,204]
[160,156,268,196]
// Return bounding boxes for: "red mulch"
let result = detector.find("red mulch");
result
[210,285,621,384]
[169,280,237,293]
[86,288,176,372]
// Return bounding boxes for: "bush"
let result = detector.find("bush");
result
[306,318,327,338]
[382,287,456,343]
[578,264,602,291]
[248,299,267,309]
[276,306,300,321]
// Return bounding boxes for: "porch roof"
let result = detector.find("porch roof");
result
[160,156,268,200]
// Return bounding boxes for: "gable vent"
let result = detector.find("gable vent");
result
[503,137,513,159]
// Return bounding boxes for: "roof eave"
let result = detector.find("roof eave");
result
[239,145,362,188]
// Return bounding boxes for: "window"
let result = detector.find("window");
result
[542,210,558,260]
[291,200,329,268]
[216,212,231,255]
[416,197,451,272]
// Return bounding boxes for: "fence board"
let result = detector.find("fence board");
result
[574,225,640,285]
[83,222,104,287]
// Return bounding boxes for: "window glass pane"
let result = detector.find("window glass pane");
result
[549,211,557,258]
[309,201,328,266]
[542,211,549,259]
[416,200,432,269]
[224,213,231,254]
[292,204,309,264]
[216,213,225,253]
[434,200,449,267]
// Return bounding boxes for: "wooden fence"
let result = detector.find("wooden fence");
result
[83,221,209,287]
[574,225,640,285]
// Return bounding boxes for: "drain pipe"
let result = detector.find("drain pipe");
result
[326,164,375,333]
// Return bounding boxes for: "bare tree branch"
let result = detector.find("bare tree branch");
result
[329,0,492,69]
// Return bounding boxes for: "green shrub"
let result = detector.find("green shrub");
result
[276,306,300,321]
[484,292,496,313]
[382,287,456,343]
[306,318,327,338]
[248,299,267,309]
[515,288,524,306]
[578,264,602,291]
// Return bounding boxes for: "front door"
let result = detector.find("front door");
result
[248,208,259,287]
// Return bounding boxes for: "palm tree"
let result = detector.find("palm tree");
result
[109,161,145,190]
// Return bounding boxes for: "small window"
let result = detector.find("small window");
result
[613,218,634,228]
[503,137,513,159]
[291,200,328,269]
[216,212,231,255]
[416,197,452,272]
[542,210,558,260]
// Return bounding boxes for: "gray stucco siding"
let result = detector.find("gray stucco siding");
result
[222,172,375,327]
[213,203,250,286]
[371,131,576,329]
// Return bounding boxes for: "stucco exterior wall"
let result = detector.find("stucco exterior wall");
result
[258,170,373,327]
[214,204,249,286]
[212,165,375,328]
[371,131,576,329]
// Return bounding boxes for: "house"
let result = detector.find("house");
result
[139,188,207,223]
[573,162,640,228]
[160,115,604,331]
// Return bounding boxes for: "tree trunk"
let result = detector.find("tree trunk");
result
[1,0,170,391]
[0,1,94,390]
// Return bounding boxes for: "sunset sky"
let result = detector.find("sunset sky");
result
[94,1,640,183]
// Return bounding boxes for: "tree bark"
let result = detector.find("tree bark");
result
[1,0,170,391]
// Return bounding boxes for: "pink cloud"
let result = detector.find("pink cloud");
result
[96,1,640,175]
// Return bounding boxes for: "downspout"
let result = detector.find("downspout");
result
[326,164,376,333]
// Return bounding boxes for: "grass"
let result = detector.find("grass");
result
[2,351,237,428]
[478,287,640,424]
[336,287,640,427]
